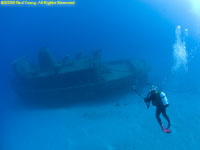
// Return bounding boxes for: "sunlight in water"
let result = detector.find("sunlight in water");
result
[189,0,200,16]
[172,25,188,72]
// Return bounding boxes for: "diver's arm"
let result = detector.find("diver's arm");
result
[144,93,151,109]
[146,102,150,109]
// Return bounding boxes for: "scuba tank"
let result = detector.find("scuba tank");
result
[149,90,169,107]
[160,92,169,106]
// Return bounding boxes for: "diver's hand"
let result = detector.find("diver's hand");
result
[146,103,150,109]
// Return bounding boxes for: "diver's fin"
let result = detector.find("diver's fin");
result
[162,126,171,133]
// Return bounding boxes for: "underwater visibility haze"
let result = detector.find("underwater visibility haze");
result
[1,0,200,149]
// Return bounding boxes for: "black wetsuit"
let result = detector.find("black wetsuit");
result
[145,90,171,129]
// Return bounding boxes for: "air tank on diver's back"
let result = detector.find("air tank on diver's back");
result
[160,92,169,106]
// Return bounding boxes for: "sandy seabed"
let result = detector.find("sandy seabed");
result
[2,90,200,150]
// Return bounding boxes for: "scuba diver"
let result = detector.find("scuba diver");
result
[132,85,171,133]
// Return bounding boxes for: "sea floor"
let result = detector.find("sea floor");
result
[2,89,200,150]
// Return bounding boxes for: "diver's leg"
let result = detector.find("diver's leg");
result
[162,108,171,129]
[156,107,163,128]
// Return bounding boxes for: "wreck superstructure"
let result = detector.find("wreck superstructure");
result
[12,48,149,105]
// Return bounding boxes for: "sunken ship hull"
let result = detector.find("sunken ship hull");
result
[12,49,148,106]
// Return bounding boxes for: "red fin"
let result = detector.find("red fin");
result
[162,126,172,133]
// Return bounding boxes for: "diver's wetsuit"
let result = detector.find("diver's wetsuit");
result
[145,90,171,129]
[156,105,170,129]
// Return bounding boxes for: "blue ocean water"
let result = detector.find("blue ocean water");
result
[1,0,200,149]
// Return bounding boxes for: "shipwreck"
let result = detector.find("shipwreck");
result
[12,48,149,106]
